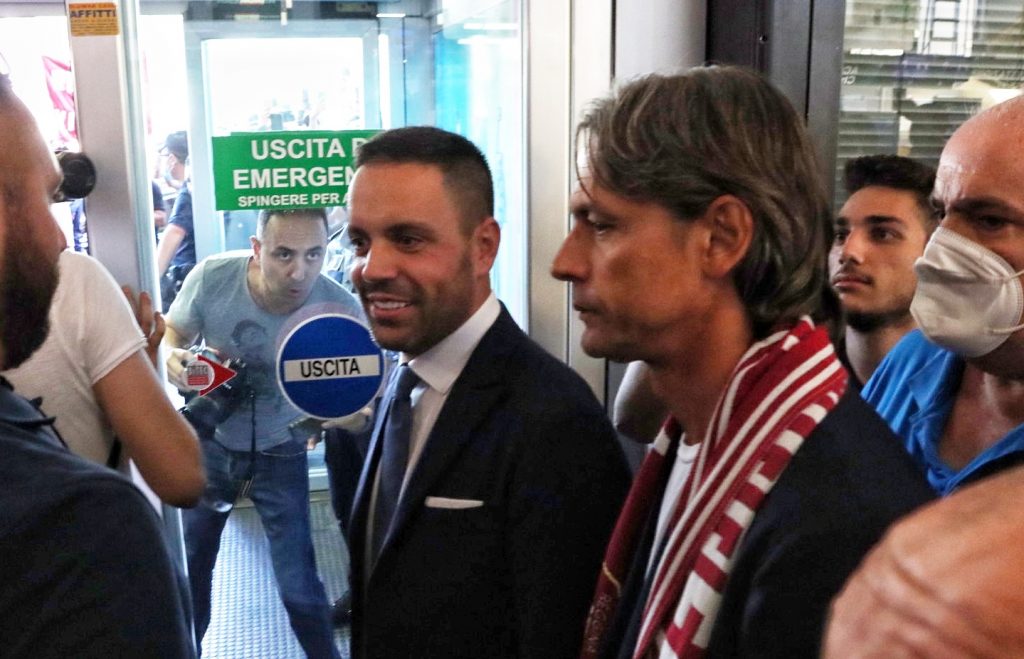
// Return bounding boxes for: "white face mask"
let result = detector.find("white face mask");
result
[911,227,1024,358]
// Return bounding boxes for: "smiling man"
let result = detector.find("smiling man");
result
[552,67,933,658]
[830,155,937,386]
[345,126,629,659]
[863,95,1024,496]
[163,207,363,658]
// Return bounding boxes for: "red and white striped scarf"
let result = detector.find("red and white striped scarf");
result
[580,318,846,659]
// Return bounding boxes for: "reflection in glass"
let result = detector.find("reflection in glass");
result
[834,0,1024,208]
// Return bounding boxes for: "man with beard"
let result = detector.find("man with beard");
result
[862,95,1024,496]
[552,67,933,658]
[0,70,193,656]
[829,155,937,387]
[345,126,629,658]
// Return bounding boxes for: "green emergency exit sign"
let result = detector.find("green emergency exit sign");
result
[211,129,380,211]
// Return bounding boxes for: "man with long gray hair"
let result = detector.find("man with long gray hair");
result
[552,66,933,658]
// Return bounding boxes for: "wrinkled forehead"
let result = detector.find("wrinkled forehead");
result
[260,212,328,247]
[937,116,1024,200]
[942,98,1024,168]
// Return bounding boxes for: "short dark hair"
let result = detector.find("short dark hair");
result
[161,131,189,161]
[257,207,328,237]
[355,126,494,231]
[843,154,938,231]
[579,66,834,338]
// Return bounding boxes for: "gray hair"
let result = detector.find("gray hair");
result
[579,65,835,338]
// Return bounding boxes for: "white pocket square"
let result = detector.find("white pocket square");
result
[425,496,484,510]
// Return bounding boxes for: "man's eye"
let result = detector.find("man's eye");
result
[871,228,899,241]
[833,230,849,245]
[582,213,613,234]
[396,234,423,249]
[347,237,368,255]
[979,216,1008,230]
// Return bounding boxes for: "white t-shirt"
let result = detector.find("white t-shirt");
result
[647,437,700,577]
[5,250,146,465]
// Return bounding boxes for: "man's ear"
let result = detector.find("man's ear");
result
[472,217,501,276]
[699,194,753,279]
[250,235,262,262]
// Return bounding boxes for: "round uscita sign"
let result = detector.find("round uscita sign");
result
[276,314,384,419]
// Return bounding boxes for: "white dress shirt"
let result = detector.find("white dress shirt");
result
[365,293,501,570]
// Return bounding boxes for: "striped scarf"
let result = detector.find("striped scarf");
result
[581,318,846,659]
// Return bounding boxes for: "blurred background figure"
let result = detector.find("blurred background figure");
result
[155,130,195,312]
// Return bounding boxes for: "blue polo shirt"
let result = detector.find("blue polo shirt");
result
[862,329,1024,495]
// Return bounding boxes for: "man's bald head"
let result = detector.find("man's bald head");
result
[925,94,1024,377]
[939,95,1024,195]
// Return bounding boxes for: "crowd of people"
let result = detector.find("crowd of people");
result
[2,60,1024,659]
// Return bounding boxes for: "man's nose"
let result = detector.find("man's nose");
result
[840,230,865,264]
[358,244,398,282]
[289,262,309,281]
[551,228,588,282]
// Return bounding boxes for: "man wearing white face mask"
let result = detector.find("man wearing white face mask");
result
[862,95,1024,496]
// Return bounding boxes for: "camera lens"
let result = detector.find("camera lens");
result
[54,151,97,201]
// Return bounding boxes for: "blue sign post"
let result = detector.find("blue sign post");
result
[277,314,384,418]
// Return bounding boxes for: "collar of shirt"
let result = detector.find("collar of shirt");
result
[0,377,62,439]
[402,292,501,395]
[364,293,501,573]
[905,348,1024,494]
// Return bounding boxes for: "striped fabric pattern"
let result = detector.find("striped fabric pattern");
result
[633,318,846,658]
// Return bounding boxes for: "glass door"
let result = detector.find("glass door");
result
[135,3,525,657]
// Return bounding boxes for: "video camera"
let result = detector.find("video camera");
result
[179,347,254,438]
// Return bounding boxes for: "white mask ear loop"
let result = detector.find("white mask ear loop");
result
[991,320,1024,336]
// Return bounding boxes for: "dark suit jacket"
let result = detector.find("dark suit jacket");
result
[350,307,631,659]
[606,389,935,658]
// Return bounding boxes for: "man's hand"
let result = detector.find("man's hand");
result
[824,466,1024,658]
[165,347,195,391]
[321,406,374,434]
[122,285,165,368]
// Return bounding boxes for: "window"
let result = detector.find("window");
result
[835,0,1024,206]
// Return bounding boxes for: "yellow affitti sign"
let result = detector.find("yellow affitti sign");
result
[68,3,120,37]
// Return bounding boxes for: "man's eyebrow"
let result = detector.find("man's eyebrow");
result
[949,196,1024,217]
[385,220,436,235]
[862,214,907,226]
[834,214,906,227]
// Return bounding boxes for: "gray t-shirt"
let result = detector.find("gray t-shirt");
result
[168,253,364,450]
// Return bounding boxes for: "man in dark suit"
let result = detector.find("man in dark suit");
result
[345,126,630,658]
[551,66,934,658]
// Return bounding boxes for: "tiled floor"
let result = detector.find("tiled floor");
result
[200,492,351,658]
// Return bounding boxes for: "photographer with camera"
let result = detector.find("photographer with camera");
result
[163,207,362,658]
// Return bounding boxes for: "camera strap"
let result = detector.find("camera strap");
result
[237,391,257,500]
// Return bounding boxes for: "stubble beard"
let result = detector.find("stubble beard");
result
[0,229,59,369]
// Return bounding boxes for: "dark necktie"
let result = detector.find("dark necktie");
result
[372,364,420,561]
